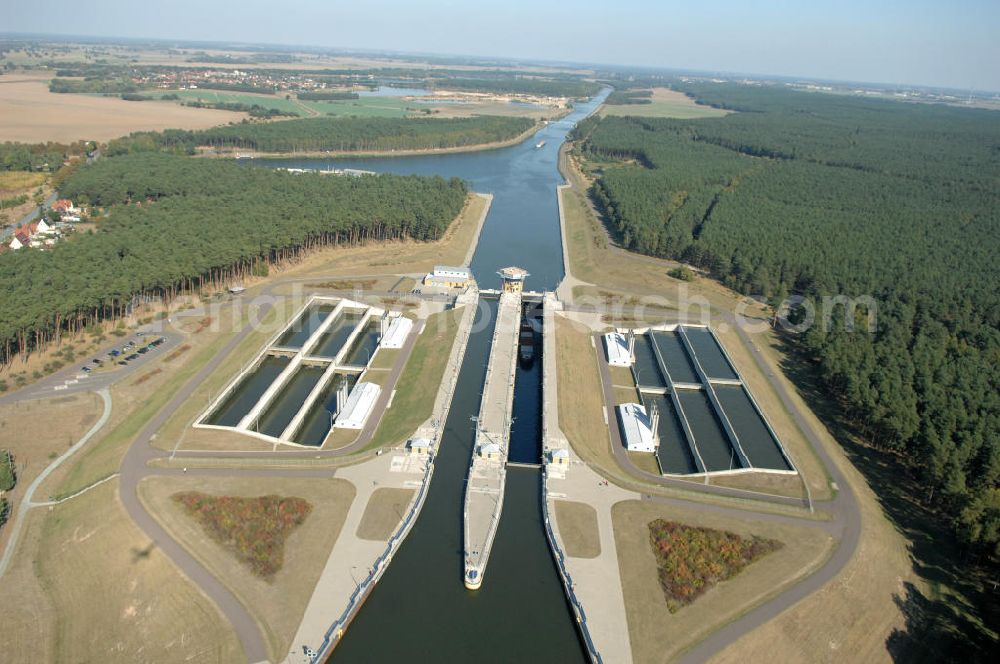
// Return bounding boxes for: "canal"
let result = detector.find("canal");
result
[260,89,609,661]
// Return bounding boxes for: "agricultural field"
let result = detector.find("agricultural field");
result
[601,87,730,119]
[132,88,557,120]
[300,95,413,118]
[145,88,308,116]
[0,170,48,230]
[0,75,246,142]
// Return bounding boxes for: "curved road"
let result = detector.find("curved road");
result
[555,142,862,662]
[0,274,863,664]
[117,282,433,662]
[0,388,113,579]
[2,143,864,662]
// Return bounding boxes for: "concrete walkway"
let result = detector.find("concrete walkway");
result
[541,293,633,663]
[545,299,861,663]
[286,292,480,662]
[284,451,428,663]
[462,193,493,267]
[547,458,635,663]
[464,290,520,588]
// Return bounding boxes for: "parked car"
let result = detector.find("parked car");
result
[137,347,149,354]
[109,349,120,357]
[126,353,139,361]
[118,360,128,366]
[81,366,92,373]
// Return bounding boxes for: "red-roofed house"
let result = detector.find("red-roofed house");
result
[9,230,31,250]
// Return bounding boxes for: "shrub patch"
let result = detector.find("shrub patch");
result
[648,519,782,611]
[173,491,312,578]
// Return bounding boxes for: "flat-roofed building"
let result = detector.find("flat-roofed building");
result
[380,316,414,349]
[333,382,381,429]
[604,332,633,367]
[407,437,433,455]
[548,447,570,466]
[477,441,503,460]
[617,402,658,453]
[424,265,472,289]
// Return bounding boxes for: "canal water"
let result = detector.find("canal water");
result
[258,89,609,661]
[310,311,364,359]
[295,373,358,447]
[203,355,290,426]
[277,303,337,349]
[260,89,609,291]
[254,364,326,438]
[508,301,543,464]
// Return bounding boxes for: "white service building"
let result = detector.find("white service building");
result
[407,437,433,455]
[617,403,658,453]
[334,382,381,429]
[478,442,503,460]
[381,316,414,349]
[604,332,633,367]
[548,447,570,466]
[424,265,473,289]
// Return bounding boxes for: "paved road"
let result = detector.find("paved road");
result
[0,256,861,662]
[116,285,433,662]
[677,322,860,663]
[588,314,860,664]
[552,154,861,662]
[1,191,57,241]
[0,329,183,405]
[594,340,808,509]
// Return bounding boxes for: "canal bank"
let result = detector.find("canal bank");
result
[329,297,587,662]
[263,89,610,662]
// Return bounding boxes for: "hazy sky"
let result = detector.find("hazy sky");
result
[6,0,1000,91]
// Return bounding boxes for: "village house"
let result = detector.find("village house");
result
[51,199,81,215]
[9,230,31,251]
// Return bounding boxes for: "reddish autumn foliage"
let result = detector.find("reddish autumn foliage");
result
[172,492,312,579]
[648,519,782,612]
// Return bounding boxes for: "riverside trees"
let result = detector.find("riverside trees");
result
[0,153,466,365]
[106,115,535,155]
[576,85,1000,555]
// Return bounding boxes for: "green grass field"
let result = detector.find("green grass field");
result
[602,88,730,119]
[365,308,460,450]
[299,97,415,118]
[149,89,308,116]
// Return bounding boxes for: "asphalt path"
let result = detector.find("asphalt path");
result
[116,286,429,662]
[595,341,808,510]
[553,139,861,661]
[0,328,183,405]
[588,319,860,664]
[0,388,113,579]
[0,266,862,663]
